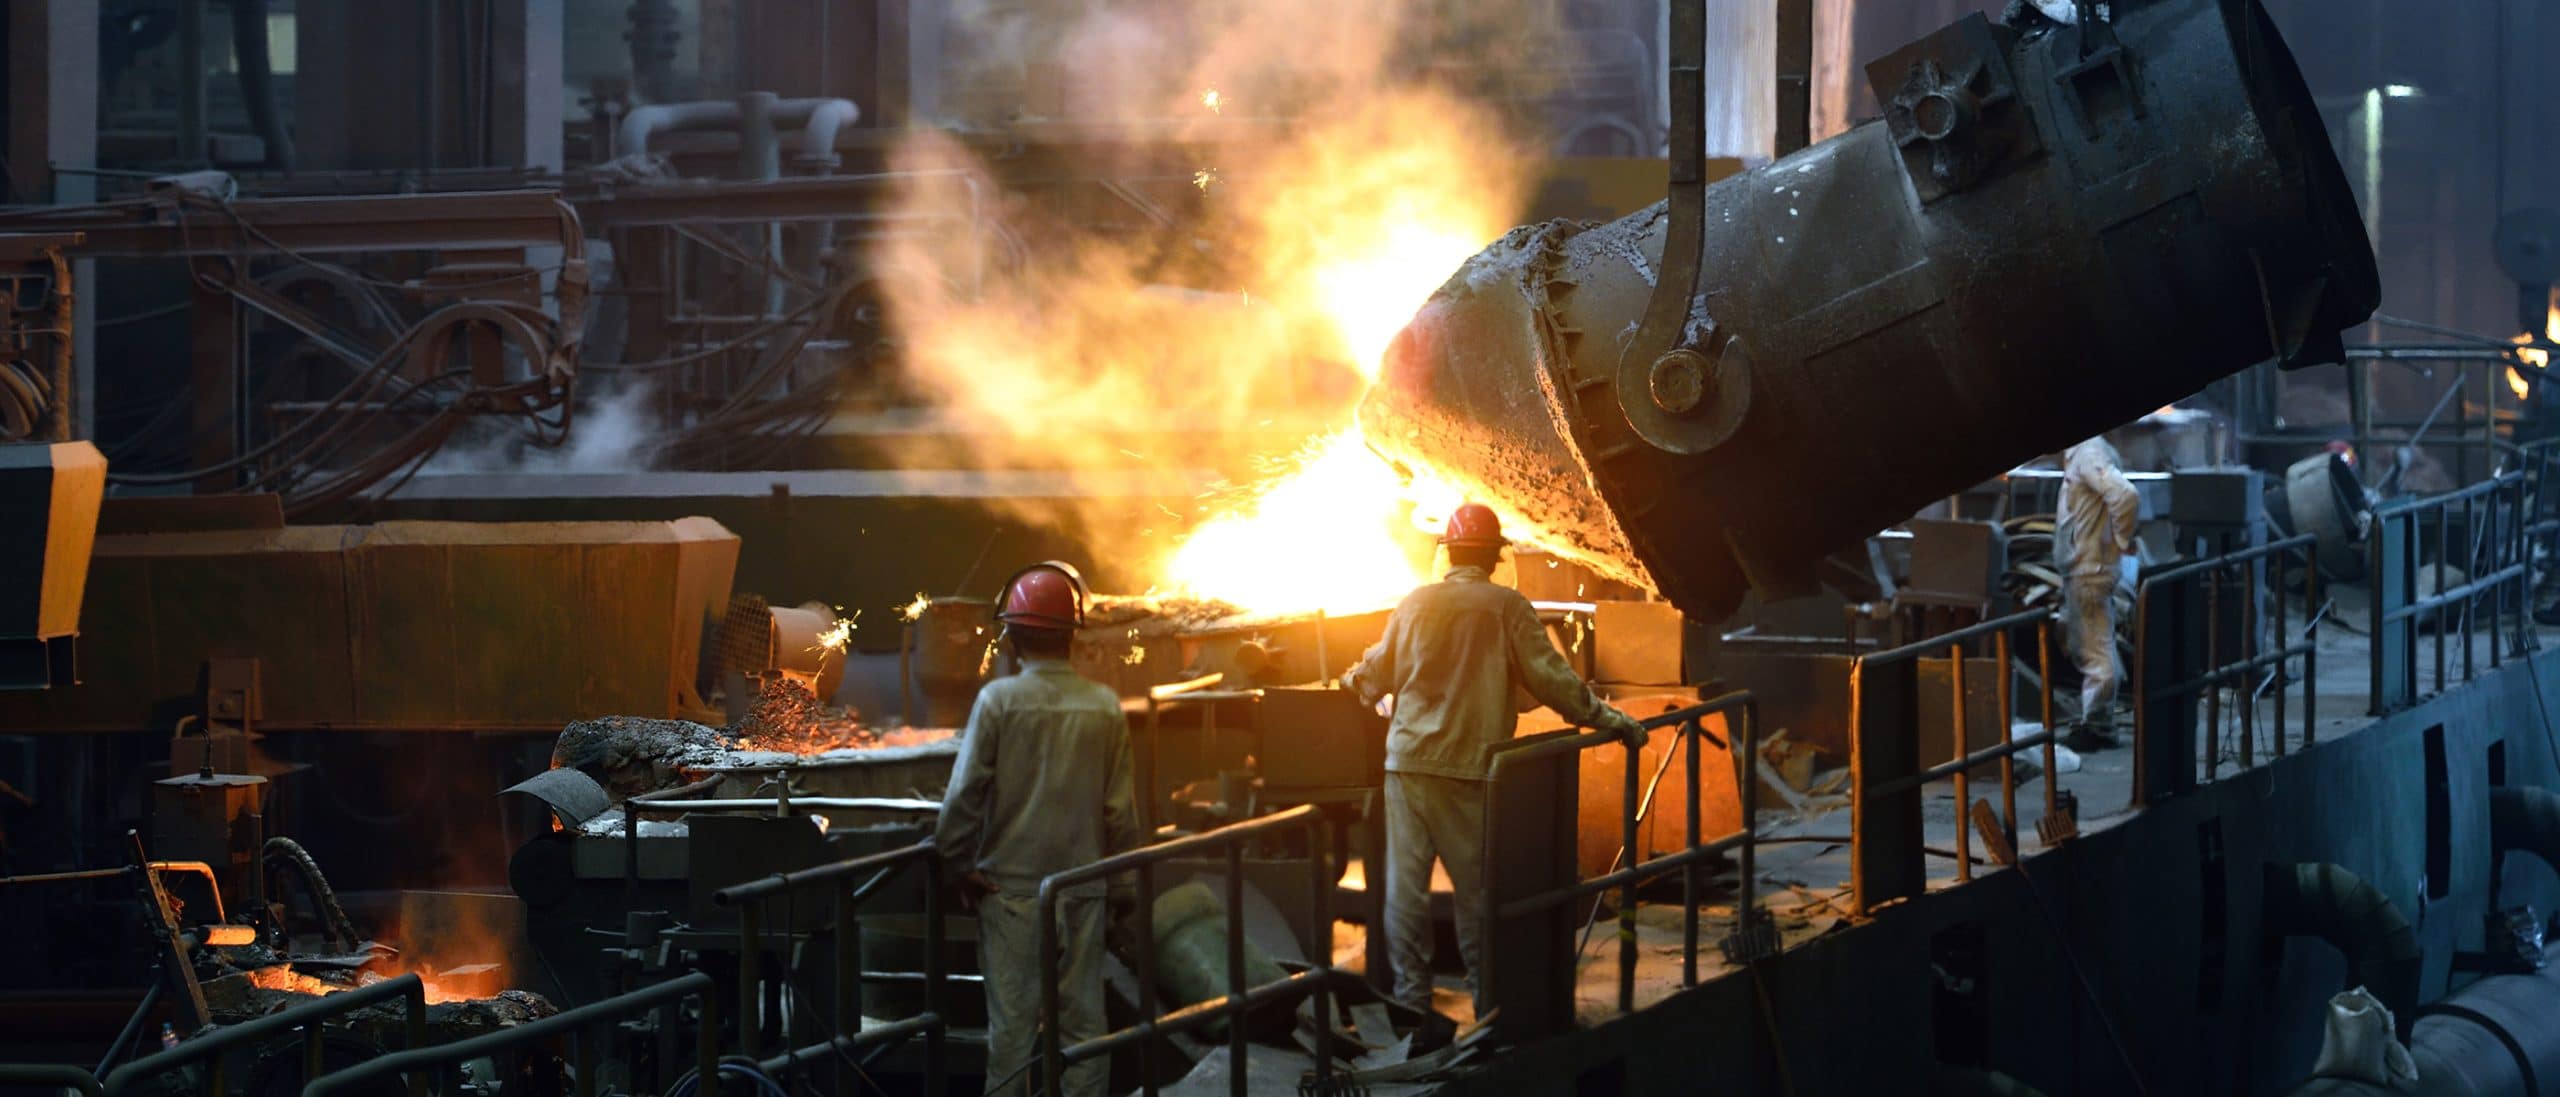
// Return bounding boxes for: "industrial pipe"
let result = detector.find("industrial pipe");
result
[227,0,294,171]
[2286,942,2560,1096]
[1359,0,2376,619]
[2490,785,2560,884]
[616,100,737,161]
[2263,863,2421,1031]
[615,95,862,170]
[797,99,861,169]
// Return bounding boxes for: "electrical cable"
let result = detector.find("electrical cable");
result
[1747,965,1802,1097]
[240,369,469,500]
[109,290,516,490]
[180,192,580,292]
[91,300,193,328]
[1571,736,1688,963]
[580,289,838,372]
[669,1061,790,1097]
[106,316,445,485]
[771,968,886,1094]
[281,409,466,517]
[2004,849,2150,1095]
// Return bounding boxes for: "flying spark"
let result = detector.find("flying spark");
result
[813,612,859,656]
[1201,88,1223,114]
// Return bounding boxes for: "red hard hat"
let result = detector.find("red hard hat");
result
[1439,502,1506,548]
[996,561,1087,630]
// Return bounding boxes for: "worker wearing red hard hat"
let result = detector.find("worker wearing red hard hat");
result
[935,561,1139,1096]
[1343,503,1647,1019]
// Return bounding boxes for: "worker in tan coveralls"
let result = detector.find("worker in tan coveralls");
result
[2056,437,2142,748]
[1343,503,1647,1016]
[936,561,1141,1097]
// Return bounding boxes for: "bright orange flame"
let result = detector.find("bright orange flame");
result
[878,56,1527,619]
[1159,429,1472,615]
[1145,100,1524,615]
[245,964,475,1004]
[1311,224,1485,382]
[2512,304,2560,398]
[245,965,344,997]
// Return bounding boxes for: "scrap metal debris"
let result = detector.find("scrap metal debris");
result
[549,716,730,800]
[1088,592,1253,631]
[727,675,872,754]
[1754,729,1850,821]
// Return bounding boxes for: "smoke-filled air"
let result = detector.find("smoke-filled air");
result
[873,0,1552,616]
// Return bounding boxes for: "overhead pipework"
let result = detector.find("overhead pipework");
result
[1359,0,2379,620]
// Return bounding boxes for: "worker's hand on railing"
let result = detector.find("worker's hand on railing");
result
[1599,707,1648,748]
[953,869,998,914]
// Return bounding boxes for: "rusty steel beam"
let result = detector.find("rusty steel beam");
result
[0,189,576,259]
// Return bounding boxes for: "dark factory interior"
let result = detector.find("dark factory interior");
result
[5,0,2560,1094]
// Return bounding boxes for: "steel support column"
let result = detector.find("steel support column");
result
[1775,0,1814,155]
[7,0,98,439]
[1850,656,1922,914]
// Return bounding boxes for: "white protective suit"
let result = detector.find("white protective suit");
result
[1344,565,1643,1011]
[2055,439,2142,726]
[935,657,1142,1097]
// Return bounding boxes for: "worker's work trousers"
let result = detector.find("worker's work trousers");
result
[977,891,1106,1097]
[1384,771,1487,1012]
[2063,574,2123,722]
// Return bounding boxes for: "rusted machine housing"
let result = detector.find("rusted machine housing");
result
[1360,0,2378,619]
[0,516,739,731]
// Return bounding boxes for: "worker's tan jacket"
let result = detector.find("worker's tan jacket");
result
[935,659,1142,900]
[2057,441,2141,582]
[1344,566,1613,781]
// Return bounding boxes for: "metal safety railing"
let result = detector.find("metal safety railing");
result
[1036,803,1334,1097]
[1480,691,1767,1030]
[1850,608,2064,915]
[302,972,720,1097]
[100,973,426,1097]
[2132,533,2323,802]
[0,1065,104,1096]
[2369,470,2534,712]
[2520,437,2560,542]
[710,839,949,1094]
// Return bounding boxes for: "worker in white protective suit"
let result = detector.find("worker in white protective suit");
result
[1342,503,1648,1020]
[2055,438,2142,748]
[936,562,1141,1097]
